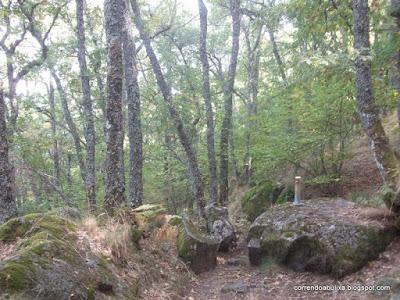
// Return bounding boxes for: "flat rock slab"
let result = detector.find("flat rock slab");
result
[247,198,398,278]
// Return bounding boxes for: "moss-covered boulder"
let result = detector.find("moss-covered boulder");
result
[168,215,182,226]
[247,199,398,278]
[51,206,82,222]
[241,180,289,222]
[177,216,219,274]
[0,213,138,299]
[132,204,167,232]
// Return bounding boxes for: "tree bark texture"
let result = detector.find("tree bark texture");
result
[104,0,126,210]
[123,10,143,208]
[0,89,17,224]
[353,0,400,212]
[198,0,218,205]
[76,0,96,212]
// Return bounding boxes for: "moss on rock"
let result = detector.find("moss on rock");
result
[241,180,285,222]
[0,213,76,243]
[247,199,398,278]
[0,213,139,299]
[176,217,219,274]
[168,215,182,226]
[0,259,33,292]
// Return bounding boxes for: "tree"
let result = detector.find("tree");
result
[48,82,61,186]
[241,18,263,184]
[390,0,400,127]
[51,70,86,184]
[198,0,218,205]
[219,0,241,205]
[0,1,62,132]
[123,9,143,208]
[0,88,16,223]
[352,0,400,212]
[104,0,126,210]
[0,0,63,212]
[75,0,96,212]
[131,0,206,217]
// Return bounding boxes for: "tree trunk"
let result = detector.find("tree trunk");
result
[0,89,17,224]
[219,0,241,205]
[86,6,108,139]
[242,22,262,185]
[352,0,400,212]
[390,0,400,127]
[268,28,287,82]
[76,0,96,212]
[164,132,177,214]
[66,153,73,190]
[51,71,87,183]
[48,83,61,185]
[104,0,126,211]
[198,0,218,205]
[123,13,143,208]
[130,0,206,218]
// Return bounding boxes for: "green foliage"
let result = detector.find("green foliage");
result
[1,0,399,215]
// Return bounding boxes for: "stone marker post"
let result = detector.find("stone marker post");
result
[294,176,303,204]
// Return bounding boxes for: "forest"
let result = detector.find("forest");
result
[1,0,400,299]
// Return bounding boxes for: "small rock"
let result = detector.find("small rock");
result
[221,282,249,294]
[205,205,236,252]
[226,256,248,267]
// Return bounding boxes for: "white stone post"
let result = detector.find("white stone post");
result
[294,176,303,204]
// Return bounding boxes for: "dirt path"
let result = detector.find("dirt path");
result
[184,237,400,300]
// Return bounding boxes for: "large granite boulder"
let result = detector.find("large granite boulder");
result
[177,216,219,274]
[247,199,398,278]
[205,205,236,252]
[241,180,293,222]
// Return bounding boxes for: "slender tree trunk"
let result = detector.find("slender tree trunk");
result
[164,132,177,214]
[198,0,218,205]
[76,0,96,212]
[48,83,61,185]
[219,0,241,205]
[104,0,126,211]
[6,60,18,134]
[353,0,400,212]
[242,23,262,185]
[86,6,107,139]
[0,89,17,224]
[229,132,240,183]
[131,0,206,218]
[51,71,87,183]
[123,12,143,208]
[268,28,287,82]
[66,153,73,189]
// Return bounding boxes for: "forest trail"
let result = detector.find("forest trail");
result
[184,232,400,300]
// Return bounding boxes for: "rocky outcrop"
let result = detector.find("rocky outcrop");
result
[205,205,236,252]
[241,180,293,222]
[0,213,138,299]
[247,199,398,278]
[177,216,219,274]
